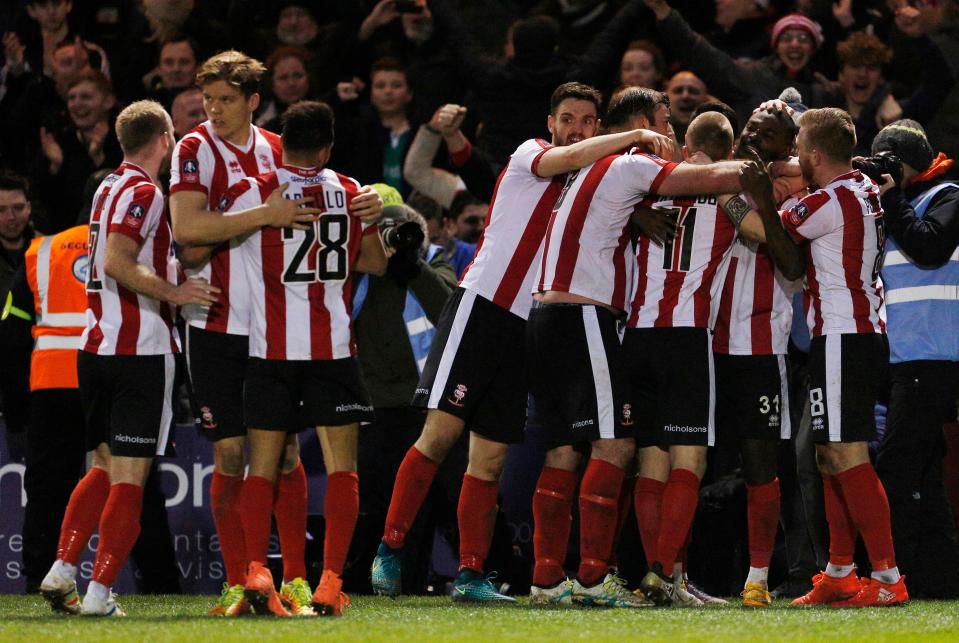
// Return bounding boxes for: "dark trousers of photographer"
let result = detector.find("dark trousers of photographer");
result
[876,361,959,598]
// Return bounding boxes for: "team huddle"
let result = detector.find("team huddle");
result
[37,48,904,618]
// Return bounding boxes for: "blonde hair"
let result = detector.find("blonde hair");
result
[116,100,170,155]
[799,108,856,162]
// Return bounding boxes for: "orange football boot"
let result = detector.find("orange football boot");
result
[790,571,860,606]
[243,562,291,617]
[312,569,351,617]
[831,576,908,608]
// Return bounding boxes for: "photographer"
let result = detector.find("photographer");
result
[348,185,458,593]
[869,120,959,598]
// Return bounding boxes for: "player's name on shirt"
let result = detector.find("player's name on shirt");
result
[225,166,375,361]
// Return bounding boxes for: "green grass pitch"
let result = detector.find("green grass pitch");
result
[1,594,958,642]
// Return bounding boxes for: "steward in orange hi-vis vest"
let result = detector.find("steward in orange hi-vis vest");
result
[12,225,89,390]
[1,223,89,593]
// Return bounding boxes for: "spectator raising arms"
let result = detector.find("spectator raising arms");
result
[643,0,832,128]
[331,57,415,197]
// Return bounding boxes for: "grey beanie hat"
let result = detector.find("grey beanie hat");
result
[872,119,934,173]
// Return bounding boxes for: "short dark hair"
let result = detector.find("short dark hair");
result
[693,100,739,136]
[196,50,266,97]
[550,82,602,117]
[371,57,407,78]
[115,100,170,155]
[800,108,856,162]
[407,191,443,222]
[624,40,666,82]
[0,172,29,196]
[281,100,334,153]
[604,86,667,130]
[160,37,198,58]
[448,191,486,221]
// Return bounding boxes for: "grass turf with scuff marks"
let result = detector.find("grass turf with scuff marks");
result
[1,594,956,642]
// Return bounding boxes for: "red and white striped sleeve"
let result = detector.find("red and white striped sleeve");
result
[108,182,164,245]
[170,132,214,196]
[780,190,833,242]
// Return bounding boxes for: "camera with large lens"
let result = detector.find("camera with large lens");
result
[853,151,903,187]
[380,217,425,253]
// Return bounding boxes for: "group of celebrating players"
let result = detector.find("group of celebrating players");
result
[36,46,905,618]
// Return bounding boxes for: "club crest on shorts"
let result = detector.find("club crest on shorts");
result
[447,384,467,407]
[621,403,634,427]
[198,405,217,430]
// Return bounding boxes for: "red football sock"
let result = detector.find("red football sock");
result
[837,463,897,571]
[383,447,439,548]
[57,467,110,565]
[274,462,307,580]
[634,476,665,568]
[457,474,499,574]
[324,471,359,576]
[91,483,143,587]
[577,459,625,586]
[746,478,781,569]
[822,473,856,566]
[210,471,247,586]
[608,475,634,569]
[240,475,276,566]
[532,466,577,587]
[655,468,701,573]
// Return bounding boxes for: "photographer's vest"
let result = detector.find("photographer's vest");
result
[352,245,442,374]
[881,183,959,364]
[25,225,89,390]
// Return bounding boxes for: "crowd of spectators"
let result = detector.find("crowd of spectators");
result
[0,0,955,248]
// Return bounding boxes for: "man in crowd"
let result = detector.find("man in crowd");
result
[874,120,959,598]
[39,99,216,616]
[665,71,708,143]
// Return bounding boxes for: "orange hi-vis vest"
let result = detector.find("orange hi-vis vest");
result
[25,225,89,391]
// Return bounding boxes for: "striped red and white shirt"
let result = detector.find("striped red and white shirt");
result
[628,194,735,328]
[170,121,282,335]
[82,163,180,355]
[535,150,677,311]
[711,238,802,354]
[224,166,376,361]
[458,138,562,320]
[781,170,885,337]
